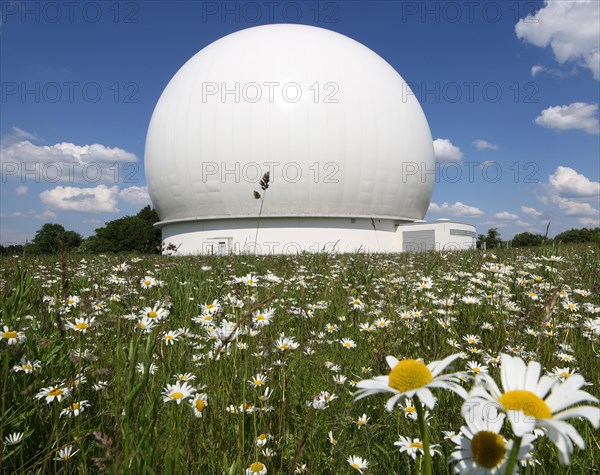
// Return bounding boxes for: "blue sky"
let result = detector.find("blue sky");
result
[1,0,599,244]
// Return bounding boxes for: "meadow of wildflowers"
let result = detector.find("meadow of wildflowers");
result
[1,246,599,474]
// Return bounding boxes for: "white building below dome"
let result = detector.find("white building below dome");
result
[160,218,476,255]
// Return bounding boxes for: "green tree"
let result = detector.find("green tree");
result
[88,207,161,253]
[30,223,82,254]
[512,232,544,247]
[554,227,600,244]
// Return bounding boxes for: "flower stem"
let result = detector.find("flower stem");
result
[414,396,432,475]
[504,436,522,475]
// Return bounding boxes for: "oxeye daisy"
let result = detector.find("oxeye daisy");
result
[246,460,267,474]
[69,317,95,333]
[349,297,365,311]
[162,330,181,345]
[140,276,157,288]
[54,445,79,461]
[12,358,41,374]
[162,381,196,404]
[141,303,169,320]
[60,400,90,418]
[340,338,356,349]
[451,404,535,474]
[201,300,221,314]
[463,354,600,465]
[354,413,370,428]
[467,361,488,375]
[4,432,24,445]
[176,372,196,382]
[354,354,467,411]
[394,436,440,460]
[35,385,70,404]
[347,455,368,473]
[249,373,268,388]
[400,398,420,420]
[256,433,272,447]
[190,393,208,418]
[1,326,26,345]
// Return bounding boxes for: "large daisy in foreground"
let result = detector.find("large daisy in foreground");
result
[463,354,600,465]
[354,354,467,411]
[451,404,535,474]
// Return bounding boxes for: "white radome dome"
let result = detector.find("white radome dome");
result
[145,24,435,226]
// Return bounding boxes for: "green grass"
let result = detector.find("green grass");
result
[0,245,599,474]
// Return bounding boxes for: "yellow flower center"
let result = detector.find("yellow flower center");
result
[498,390,552,419]
[170,392,184,400]
[144,280,151,286]
[473,367,481,373]
[207,304,215,309]
[195,399,205,412]
[74,322,88,330]
[406,406,416,412]
[257,315,265,320]
[22,365,32,370]
[250,461,264,472]
[470,430,506,469]
[409,441,423,449]
[344,342,352,347]
[48,388,63,397]
[388,360,433,392]
[280,344,289,350]
[3,331,17,339]
[258,433,267,440]
[70,403,80,410]
[560,371,570,378]
[254,379,263,385]
[68,299,75,305]
[165,335,174,340]
[148,311,158,318]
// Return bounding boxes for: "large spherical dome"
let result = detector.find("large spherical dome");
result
[145,24,434,225]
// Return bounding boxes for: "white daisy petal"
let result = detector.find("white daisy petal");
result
[552,406,600,428]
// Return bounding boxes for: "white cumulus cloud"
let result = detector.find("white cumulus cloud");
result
[433,138,463,162]
[0,209,57,220]
[429,201,484,217]
[1,140,138,163]
[493,212,520,220]
[534,103,599,134]
[516,0,600,80]
[578,217,600,226]
[119,186,151,206]
[40,185,119,213]
[472,139,498,150]
[521,206,544,219]
[548,195,598,216]
[548,166,600,197]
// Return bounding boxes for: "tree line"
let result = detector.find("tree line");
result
[477,226,600,249]
[1,213,598,255]
[0,205,161,255]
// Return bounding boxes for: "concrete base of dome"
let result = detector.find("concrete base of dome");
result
[157,217,476,255]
